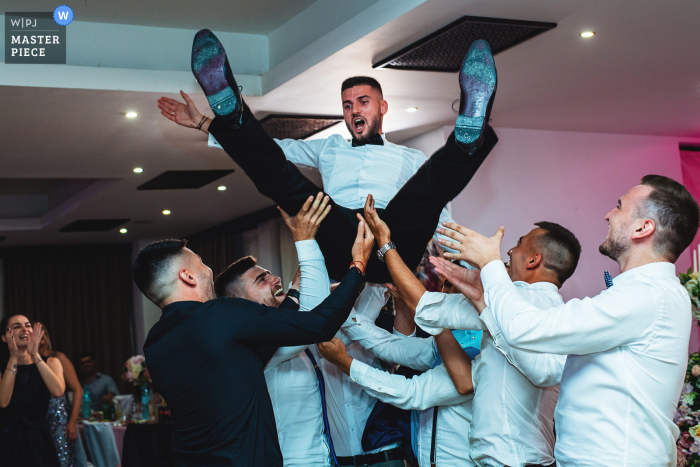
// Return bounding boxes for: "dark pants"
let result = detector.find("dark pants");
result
[208,112,497,283]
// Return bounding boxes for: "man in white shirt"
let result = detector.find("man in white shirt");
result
[157,30,498,283]
[318,282,479,467]
[434,175,700,467]
[420,223,581,467]
[360,196,581,467]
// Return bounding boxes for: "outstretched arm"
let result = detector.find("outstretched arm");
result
[318,339,471,410]
[233,220,374,347]
[342,319,436,371]
[157,91,212,134]
[363,194,426,311]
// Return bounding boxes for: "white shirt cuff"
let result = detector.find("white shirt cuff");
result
[207,132,223,149]
[295,239,324,261]
[480,259,510,290]
[349,359,371,384]
[413,292,446,336]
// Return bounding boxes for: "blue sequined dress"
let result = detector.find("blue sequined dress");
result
[46,353,76,467]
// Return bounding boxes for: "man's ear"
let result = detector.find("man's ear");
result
[381,99,388,116]
[631,218,655,240]
[1,334,6,343]
[526,253,542,270]
[179,268,197,287]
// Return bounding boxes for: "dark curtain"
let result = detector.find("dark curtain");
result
[187,231,246,278]
[185,205,279,277]
[1,244,136,388]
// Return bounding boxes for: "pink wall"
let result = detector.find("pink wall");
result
[446,128,700,351]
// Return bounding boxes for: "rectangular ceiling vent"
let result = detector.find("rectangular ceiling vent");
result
[60,219,129,232]
[373,15,557,72]
[260,114,343,140]
[137,170,235,190]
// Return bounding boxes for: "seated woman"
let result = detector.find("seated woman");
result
[40,324,83,467]
[0,314,65,467]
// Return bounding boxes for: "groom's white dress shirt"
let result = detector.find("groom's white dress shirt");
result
[415,283,566,467]
[209,133,454,246]
[342,318,476,467]
[480,261,691,467]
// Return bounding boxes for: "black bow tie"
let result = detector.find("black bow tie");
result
[351,133,384,147]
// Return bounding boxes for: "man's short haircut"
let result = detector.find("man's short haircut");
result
[80,350,96,361]
[341,76,383,97]
[132,239,188,304]
[533,222,582,284]
[214,256,257,298]
[638,175,700,262]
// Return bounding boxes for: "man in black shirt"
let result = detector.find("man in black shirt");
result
[133,218,374,466]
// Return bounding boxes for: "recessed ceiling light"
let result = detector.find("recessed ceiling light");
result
[218,185,226,191]
[406,107,419,112]
[133,167,143,173]
[580,31,595,38]
[119,228,127,234]
[126,112,138,118]
[162,210,171,215]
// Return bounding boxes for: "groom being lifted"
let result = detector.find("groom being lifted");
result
[159,29,498,284]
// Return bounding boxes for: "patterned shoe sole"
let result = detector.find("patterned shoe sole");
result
[191,30,239,117]
[456,40,497,146]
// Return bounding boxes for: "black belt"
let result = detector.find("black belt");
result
[336,447,404,466]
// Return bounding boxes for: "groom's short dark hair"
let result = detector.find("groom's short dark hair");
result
[341,76,383,97]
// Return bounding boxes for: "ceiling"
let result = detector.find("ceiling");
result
[0,0,699,246]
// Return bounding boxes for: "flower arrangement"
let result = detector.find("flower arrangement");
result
[121,355,151,387]
[680,269,700,323]
[675,353,700,466]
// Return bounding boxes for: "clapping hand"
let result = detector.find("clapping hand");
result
[437,222,505,269]
[362,194,391,247]
[430,257,486,312]
[25,323,44,358]
[158,91,205,129]
[5,328,21,359]
[279,192,331,241]
[317,338,353,374]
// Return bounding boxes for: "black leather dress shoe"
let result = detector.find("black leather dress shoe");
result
[191,29,245,128]
[455,40,497,154]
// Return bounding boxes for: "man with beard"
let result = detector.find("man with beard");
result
[156,30,498,284]
[133,215,375,467]
[432,175,700,467]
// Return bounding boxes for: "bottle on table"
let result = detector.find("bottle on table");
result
[141,386,150,421]
[81,388,91,420]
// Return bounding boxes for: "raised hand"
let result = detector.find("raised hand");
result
[430,257,486,312]
[26,323,43,358]
[279,192,331,242]
[317,338,352,374]
[157,91,206,129]
[362,194,392,247]
[351,215,375,275]
[5,329,21,359]
[436,222,504,269]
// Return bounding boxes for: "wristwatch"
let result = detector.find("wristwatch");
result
[286,289,300,301]
[377,242,396,262]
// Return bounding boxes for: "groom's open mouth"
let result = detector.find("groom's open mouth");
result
[353,117,366,133]
[273,285,285,297]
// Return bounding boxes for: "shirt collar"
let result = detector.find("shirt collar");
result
[161,300,204,316]
[512,280,560,293]
[351,133,385,147]
[611,261,677,285]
